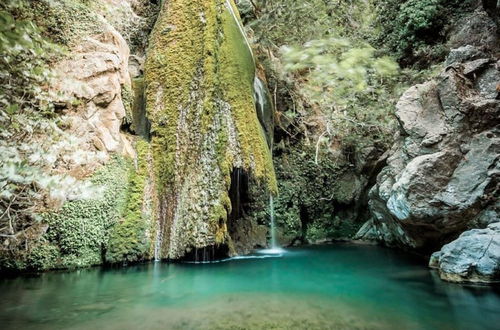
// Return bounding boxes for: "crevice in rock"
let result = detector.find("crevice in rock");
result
[228,168,250,223]
[120,76,151,140]
[178,244,230,263]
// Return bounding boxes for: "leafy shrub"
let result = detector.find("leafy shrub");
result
[41,157,130,269]
[281,38,399,154]
[375,0,476,66]
[242,0,375,46]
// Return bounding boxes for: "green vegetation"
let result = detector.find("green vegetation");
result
[241,0,376,46]
[0,0,159,271]
[281,38,399,152]
[106,140,151,264]
[0,0,484,270]
[237,0,402,159]
[248,143,364,244]
[0,157,129,271]
[375,0,476,66]
[41,157,129,269]
[0,1,100,258]
[145,0,276,258]
[2,0,105,47]
[1,141,156,271]
[236,0,406,240]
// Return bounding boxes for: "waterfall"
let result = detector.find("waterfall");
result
[253,76,274,148]
[257,193,285,255]
[225,0,282,255]
[154,223,163,262]
[254,77,266,121]
[270,195,277,248]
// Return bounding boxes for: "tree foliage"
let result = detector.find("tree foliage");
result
[374,0,476,66]
[281,38,399,155]
[0,2,105,258]
[240,0,375,46]
[237,0,402,160]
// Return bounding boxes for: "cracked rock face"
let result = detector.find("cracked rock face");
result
[52,21,134,157]
[429,222,500,283]
[355,50,500,252]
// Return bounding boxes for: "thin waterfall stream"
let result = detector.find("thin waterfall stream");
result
[227,0,282,256]
[270,195,277,248]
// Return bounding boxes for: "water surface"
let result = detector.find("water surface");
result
[1,245,499,329]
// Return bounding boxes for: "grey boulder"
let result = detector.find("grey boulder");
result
[430,223,500,284]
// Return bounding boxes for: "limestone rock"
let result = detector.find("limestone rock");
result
[356,51,500,251]
[52,21,132,155]
[430,222,500,284]
[145,0,276,260]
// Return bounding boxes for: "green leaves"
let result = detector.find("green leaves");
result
[375,0,476,66]
[247,0,373,47]
[0,8,59,119]
[281,37,399,149]
[5,104,19,115]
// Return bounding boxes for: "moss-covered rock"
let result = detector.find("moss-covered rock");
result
[0,157,129,271]
[145,0,276,260]
[264,142,369,245]
[106,139,152,264]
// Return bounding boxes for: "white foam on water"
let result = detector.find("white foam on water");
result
[256,247,287,255]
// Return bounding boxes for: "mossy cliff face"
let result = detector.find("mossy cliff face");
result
[0,142,156,271]
[106,139,154,264]
[145,0,276,260]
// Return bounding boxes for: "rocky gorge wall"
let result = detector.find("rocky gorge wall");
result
[1,0,277,272]
[145,0,276,261]
[356,2,500,283]
[1,0,497,285]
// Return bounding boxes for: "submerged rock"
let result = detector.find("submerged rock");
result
[430,223,500,284]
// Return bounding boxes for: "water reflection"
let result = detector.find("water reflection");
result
[0,245,499,330]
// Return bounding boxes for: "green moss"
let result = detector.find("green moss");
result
[145,0,276,258]
[106,139,151,264]
[247,142,364,244]
[39,157,130,270]
[4,0,106,47]
[219,2,277,191]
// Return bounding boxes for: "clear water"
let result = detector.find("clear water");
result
[1,245,499,330]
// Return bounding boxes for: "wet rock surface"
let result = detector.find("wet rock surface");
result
[430,222,500,284]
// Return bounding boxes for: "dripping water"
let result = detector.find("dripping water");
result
[257,194,285,255]
[270,195,277,248]
[154,225,162,262]
[253,76,274,147]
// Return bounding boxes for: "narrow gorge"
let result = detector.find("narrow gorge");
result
[0,0,499,329]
